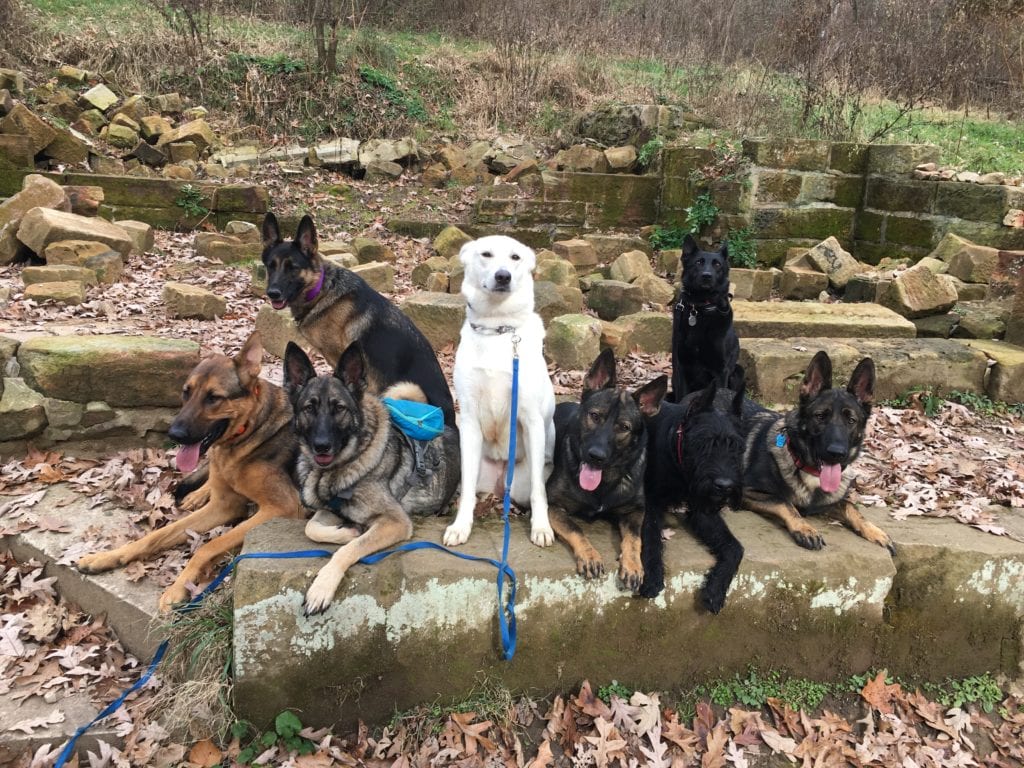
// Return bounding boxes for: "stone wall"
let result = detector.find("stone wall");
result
[0,169,269,230]
[0,335,198,454]
[475,139,1024,270]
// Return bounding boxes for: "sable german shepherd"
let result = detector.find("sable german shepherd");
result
[284,341,460,614]
[741,351,894,552]
[78,332,302,612]
[262,212,456,427]
[546,349,667,591]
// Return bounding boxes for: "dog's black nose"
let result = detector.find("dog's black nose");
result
[714,477,735,492]
[825,444,847,463]
[266,287,282,300]
[313,440,332,454]
[494,269,511,286]
[586,445,608,464]
[168,422,190,444]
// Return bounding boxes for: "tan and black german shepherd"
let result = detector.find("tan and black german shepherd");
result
[262,212,456,426]
[740,351,893,552]
[78,332,302,612]
[284,341,460,615]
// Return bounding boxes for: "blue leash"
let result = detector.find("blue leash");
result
[55,342,523,764]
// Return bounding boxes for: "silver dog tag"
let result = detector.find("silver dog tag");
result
[688,313,697,327]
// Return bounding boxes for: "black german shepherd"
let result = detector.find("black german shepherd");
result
[741,351,893,552]
[639,378,745,613]
[284,341,461,614]
[671,234,740,401]
[545,349,667,591]
[262,212,456,427]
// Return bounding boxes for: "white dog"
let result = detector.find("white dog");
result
[443,235,556,548]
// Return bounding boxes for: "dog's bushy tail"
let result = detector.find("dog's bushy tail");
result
[382,381,428,403]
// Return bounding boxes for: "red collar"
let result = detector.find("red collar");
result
[778,431,820,477]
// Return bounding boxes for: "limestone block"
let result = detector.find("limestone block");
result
[0,104,57,154]
[781,265,828,300]
[352,237,395,265]
[400,292,466,350]
[545,314,602,369]
[351,261,395,293]
[803,236,863,290]
[585,279,644,320]
[880,264,958,318]
[730,268,772,301]
[255,304,305,359]
[113,220,155,253]
[534,258,579,288]
[552,238,598,269]
[535,282,584,325]
[17,209,132,258]
[635,275,675,307]
[0,377,47,440]
[609,250,654,283]
[22,265,97,286]
[432,226,472,260]
[24,281,87,304]
[162,281,227,320]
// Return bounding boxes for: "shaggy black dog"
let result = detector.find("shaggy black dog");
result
[639,378,745,614]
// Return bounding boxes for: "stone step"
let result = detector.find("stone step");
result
[733,299,917,339]
[2,484,163,659]
[738,336,1015,404]
[232,509,1024,730]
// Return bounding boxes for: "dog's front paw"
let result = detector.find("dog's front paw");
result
[575,553,604,580]
[618,562,644,593]
[304,570,344,616]
[638,577,664,599]
[862,522,896,555]
[77,552,118,574]
[530,523,555,548]
[158,584,189,614]
[701,583,727,614]
[443,519,473,547]
[791,523,825,550]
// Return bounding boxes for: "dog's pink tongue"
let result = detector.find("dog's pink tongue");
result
[820,463,842,494]
[579,463,603,492]
[176,443,201,474]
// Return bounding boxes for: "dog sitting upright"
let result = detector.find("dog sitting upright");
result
[639,378,745,614]
[443,235,556,549]
[671,234,740,400]
[261,212,455,426]
[546,349,667,591]
[284,341,460,614]
[741,351,893,553]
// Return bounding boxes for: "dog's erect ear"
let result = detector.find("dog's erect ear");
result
[634,375,668,417]
[682,233,699,258]
[262,212,282,249]
[687,380,718,417]
[847,357,875,405]
[235,331,264,387]
[720,240,730,263]
[800,351,832,401]
[335,341,367,399]
[295,215,318,257]
[583,348,617,395]
[283,342,316,398]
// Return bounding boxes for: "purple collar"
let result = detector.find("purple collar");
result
[305,268,325,302]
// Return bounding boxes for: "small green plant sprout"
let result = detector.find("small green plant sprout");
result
[598,680,635,703]
[237,710,316,763]
[725,226,757,268]
[684,192,719,236]
[637,136,665,170]
[648,224,689,251]
[175,184,209,219]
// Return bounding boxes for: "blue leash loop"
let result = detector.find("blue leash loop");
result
[55,340,523,764]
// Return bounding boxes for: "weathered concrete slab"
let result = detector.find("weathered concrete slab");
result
[739,337,989,403]
[733,300,917,339]
[233,506,1023,730]
[1,484,162,659]
[0,689,120,763]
